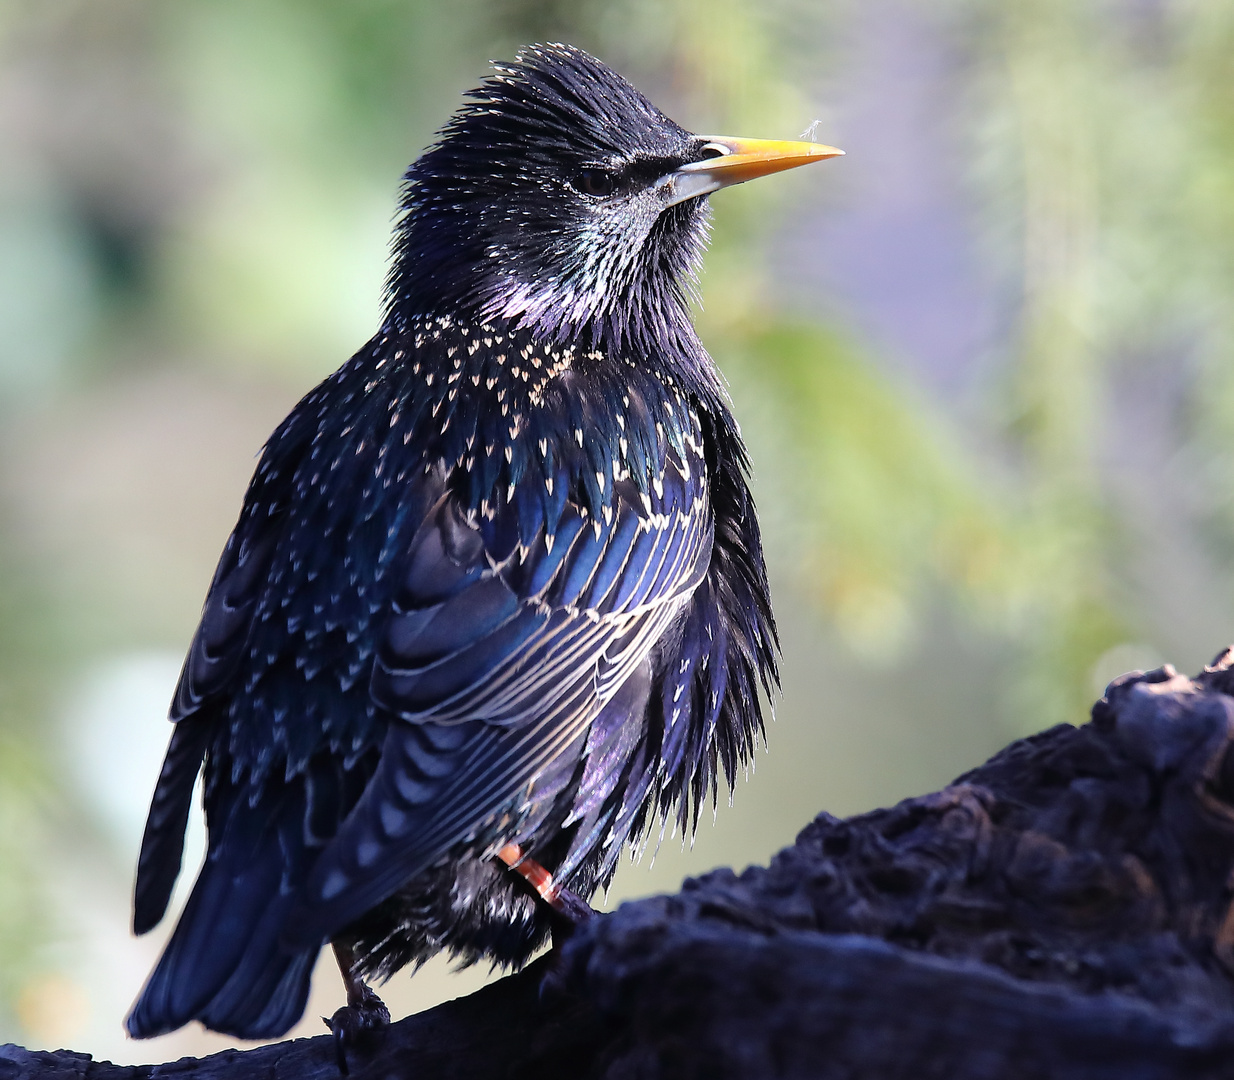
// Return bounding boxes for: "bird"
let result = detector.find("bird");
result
[125,41,841,1048]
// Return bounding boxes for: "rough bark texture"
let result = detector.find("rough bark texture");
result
[10,654,1234,1078]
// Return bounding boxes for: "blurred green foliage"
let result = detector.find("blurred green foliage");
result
[3,0,1234,1052]
[0,528,55,1032]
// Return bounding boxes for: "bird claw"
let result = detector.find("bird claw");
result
[549,884,595,945]
[323,983,390,1076]
[539,884,595,1004]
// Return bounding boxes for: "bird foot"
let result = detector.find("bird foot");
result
[495,845,596,1001]
[541,884,595,1002]
[325,942,391,1076]
[548,883,594,944]
[323,982,390,1076]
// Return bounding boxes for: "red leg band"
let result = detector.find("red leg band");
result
[496,843,562,906]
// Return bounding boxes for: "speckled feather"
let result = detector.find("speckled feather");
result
[127,43,778,1041]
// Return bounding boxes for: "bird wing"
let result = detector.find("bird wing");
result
[133,490,286,934]
[289,446,711,942]
[171,520,281,722]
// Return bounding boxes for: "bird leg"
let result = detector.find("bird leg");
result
[496,843,594,1004]
[496,843,594,943]
[323,940,391,1075]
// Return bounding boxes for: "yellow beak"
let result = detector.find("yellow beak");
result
[657,135,843,207]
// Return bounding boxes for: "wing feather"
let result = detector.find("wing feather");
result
[289,443,712,941]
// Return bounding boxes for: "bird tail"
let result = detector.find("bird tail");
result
[133,714,212,936]
[126,783,324,1040]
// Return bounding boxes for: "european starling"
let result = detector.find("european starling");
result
[126,42,840,1044]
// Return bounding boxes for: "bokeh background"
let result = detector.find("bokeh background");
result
[4,0,1234,1062]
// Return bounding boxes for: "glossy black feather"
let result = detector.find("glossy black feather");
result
[128,42,778,1041]
[132,713,212,935]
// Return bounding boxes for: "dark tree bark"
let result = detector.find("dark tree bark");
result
[9,654,1234,1079]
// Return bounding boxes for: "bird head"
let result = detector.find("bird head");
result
[388,43,840,359]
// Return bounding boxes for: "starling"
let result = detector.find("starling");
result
[126,42,840,1044]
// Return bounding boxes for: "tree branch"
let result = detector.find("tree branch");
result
[9,655,1234,1078]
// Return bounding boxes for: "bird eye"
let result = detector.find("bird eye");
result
[574,168,616,197]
